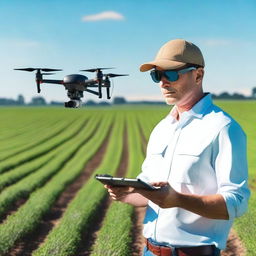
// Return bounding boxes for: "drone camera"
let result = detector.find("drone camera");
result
[64,100,81,108]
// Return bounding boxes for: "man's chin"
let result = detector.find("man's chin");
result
[165,98,176,105]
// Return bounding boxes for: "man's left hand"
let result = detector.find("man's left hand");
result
[138,181,180,208]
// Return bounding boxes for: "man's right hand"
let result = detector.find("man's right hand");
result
[105,185,148,207]
[105,185,135,201]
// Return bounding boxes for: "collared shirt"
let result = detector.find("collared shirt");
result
[137,93,250,250]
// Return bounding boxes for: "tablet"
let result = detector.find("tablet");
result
[95,174,158,190]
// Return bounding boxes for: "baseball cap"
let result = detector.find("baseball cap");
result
[140,39,205,72]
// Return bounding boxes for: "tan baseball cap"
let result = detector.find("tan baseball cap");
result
[140,39,205,72]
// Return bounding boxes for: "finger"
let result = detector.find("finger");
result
[109,193,126,201]
[150,181,168,187]
[108,186,134,194]
[109,191,128,198]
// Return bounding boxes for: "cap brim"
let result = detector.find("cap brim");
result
[140,59,187,72]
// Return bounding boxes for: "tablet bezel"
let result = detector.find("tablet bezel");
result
[95,175,157,190]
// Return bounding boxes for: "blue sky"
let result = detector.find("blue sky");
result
[0,0,256,103]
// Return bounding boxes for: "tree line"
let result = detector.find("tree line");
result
[1,87,256,106]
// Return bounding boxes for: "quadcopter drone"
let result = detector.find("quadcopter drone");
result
[14,67,128,108]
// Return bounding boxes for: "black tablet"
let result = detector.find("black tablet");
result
[95,174,158,190]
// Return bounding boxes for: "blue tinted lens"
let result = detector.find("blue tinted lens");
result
[150,67,196,83]
[150,70,161,83]
[164,71,179,82]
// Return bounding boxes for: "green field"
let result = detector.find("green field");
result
[0,102,255,255]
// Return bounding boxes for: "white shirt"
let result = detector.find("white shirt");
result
[137,93,250,250]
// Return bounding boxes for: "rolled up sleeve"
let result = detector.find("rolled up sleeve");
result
[214,122,250,219]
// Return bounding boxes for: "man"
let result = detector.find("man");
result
[106,39,250,256]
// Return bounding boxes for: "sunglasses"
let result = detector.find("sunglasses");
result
[150,67,197,83]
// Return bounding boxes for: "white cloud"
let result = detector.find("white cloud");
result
[82,11,124,22]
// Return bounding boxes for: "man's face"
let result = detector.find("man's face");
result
[158,67,203,106]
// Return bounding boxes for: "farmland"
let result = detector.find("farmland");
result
[0,102,255,256]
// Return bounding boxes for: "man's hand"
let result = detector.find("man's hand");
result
[104,182,178,207]
[105,185,135,201]
[138,181,180,208]
[105,185,148,207]
[105,182,229,219]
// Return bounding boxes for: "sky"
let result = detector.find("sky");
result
[0,0,256,103]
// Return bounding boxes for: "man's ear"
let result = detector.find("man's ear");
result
[196,68,204,84]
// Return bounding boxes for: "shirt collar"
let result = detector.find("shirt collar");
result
[168,93,213,123]
[186,93,213,119]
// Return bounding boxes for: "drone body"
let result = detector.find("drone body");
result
[14,67,128,108]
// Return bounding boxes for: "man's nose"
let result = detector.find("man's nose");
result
[160,77,171,88]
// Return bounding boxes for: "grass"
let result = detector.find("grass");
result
[0,113,112,255]
[91,112,145,256]
[0,103,255,255]
[33,113,123,256]
[214,100,256,255]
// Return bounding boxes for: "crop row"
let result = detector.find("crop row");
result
[90,113,145,256]
[0,115,94,191]
[32,113,124,256]
[0,115,91,174]
[0,108,66,142]
[0,117,77,162]
[0,112,114,255]
[0,118,56,147]
[0,113,101,219]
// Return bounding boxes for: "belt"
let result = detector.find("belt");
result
[145,238,217,256]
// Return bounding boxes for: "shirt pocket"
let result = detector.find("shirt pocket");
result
[171,140,211,186]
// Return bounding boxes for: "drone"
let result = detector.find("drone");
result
[14,67,128,108]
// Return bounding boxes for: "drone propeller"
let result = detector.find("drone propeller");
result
[14,68,37,72]
[104,73,129,78]
[41,68,62,72]
[80,67,114,72]
[41,73,55,75]
[14,68,62,93]
[14,68,62,72]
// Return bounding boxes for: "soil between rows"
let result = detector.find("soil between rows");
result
[0,119,91,225]
[6,125,112,256]
[76,126,129,256]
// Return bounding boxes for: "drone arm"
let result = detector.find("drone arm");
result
[85,88,99,96]
[41,79,64,84]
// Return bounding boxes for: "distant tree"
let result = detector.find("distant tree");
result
[113,97,126,104]
[218,92,232,99]
[0,98,17,105]
[86,100,97,106]
[252,87,256,98]
[30,96,47,106]
[232,93,245,99]
[98,101,110,106]
[50,101,63,106]
[17,94,25,105]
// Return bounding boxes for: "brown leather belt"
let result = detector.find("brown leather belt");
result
[145,238,217,256]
